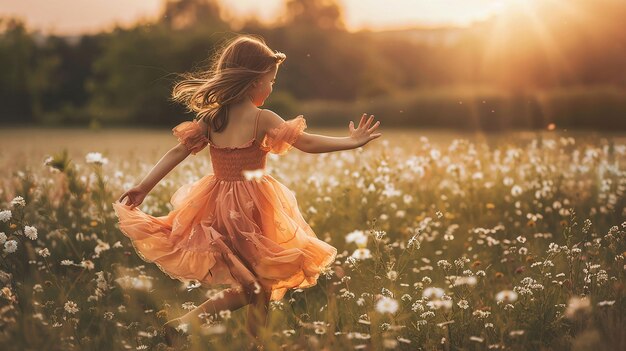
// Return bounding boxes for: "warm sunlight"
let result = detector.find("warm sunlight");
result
[0,0,584,35]
[475,0,595,88]
[1,0,625,350]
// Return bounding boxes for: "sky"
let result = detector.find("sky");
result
[0,0,508,36]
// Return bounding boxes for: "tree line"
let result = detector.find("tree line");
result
[1,0,625,130]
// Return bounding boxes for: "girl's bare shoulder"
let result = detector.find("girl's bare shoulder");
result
[259,108,287,133]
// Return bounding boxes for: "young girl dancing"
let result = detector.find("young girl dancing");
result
[112,34,382,349]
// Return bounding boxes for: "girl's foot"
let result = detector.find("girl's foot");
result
[247,338,264,351]
[161,318,187,347]
[245,328,264,351]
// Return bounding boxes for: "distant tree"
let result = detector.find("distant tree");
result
[160,0,226,30]
[0,17,36,123]
[279,0,346,31]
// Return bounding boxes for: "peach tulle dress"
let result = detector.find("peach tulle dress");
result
[112,110,337,301]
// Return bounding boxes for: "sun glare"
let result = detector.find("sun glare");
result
[480,0,592,87]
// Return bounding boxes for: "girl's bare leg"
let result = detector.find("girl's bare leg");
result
[246,287,271,341]
[165,286,253,328]
[168,249,264,327]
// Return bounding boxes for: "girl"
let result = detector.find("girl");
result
[112,34,382,349]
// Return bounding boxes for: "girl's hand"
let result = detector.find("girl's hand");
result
[349,113,382,148]
[118,185,148,210]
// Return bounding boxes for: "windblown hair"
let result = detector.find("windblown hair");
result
[170,34,286,133]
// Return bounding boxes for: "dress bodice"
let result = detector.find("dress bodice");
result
[208,140,269,181]
[207,109,268,181]
[171,110,308,182]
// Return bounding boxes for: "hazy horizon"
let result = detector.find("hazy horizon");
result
[0,0,508,36]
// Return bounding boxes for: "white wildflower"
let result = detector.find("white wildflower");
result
[4,240,18,253]
[85,152,109,165]
[11,196,26,207]
[64,301,79,314]
[243,168,265,181]
[345,230,368,247]
[437,260,452,270]
[219,309,232,319]
[37,248,50,257]
[24,225,38,240]
[0,210,11,222]
[375,297,399,314]
[80,260,95,270]
[495,290,518,303]
[457,299,469,309]
[422,287,445,299]
[351,248,372,260]
[565,296,591,319]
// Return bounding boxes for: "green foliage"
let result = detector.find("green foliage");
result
[0,0,626,130]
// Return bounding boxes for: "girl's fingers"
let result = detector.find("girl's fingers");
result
[358,114,366,128]
[367,121,380,133]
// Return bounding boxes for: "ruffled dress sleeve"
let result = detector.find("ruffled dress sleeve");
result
[172,119,209,155]
[262,115,307,155]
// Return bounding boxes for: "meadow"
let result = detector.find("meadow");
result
[0,128,624,351]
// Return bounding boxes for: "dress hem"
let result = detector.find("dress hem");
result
[112,201,337,301]
[112,201,229,288]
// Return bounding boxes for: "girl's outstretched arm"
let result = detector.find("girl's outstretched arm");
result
[263,110,382,154]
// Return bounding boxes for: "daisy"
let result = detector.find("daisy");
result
[37,248,50,257]
[64,301,79,314]
[24,225,38,240]
[351,248,372,260]
[345,230,367,246]
[0,210,11,222]
[11,196,26,207]
[219,309,232,319]
[375,296,399,314]
[453,276,477,286]
[495,290,518,303]
[511,185,523,197]
[4,240,17,253]
[243,168,265,181]
[422,287,445,299]
[564,296,591,318]
[427,299,453,310]
[80,260,95,270]
[457,299,469,309]
[85,152,109,165]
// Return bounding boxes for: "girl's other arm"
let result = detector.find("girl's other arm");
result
[138,117,209,192]
[136,145,191,193]
[118,145,190,209]
[119,124,202,209]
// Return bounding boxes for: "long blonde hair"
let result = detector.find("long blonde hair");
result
[170,34,286,132]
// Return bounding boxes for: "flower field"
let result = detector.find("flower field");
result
[0,129,624,350]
